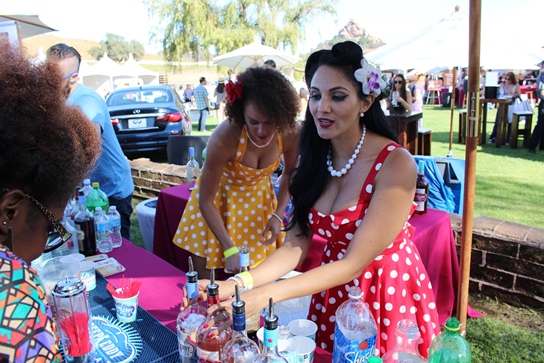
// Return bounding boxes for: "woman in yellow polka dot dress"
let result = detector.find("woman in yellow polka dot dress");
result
[173,67,301,279]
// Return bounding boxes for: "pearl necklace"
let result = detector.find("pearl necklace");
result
[245,126,275,148]
[326,125,366,177]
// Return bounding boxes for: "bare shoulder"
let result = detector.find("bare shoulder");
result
[279,123,301,146]
[377,144,417,184]
[206,121,243,159]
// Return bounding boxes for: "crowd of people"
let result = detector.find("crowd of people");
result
[2,36,543,360]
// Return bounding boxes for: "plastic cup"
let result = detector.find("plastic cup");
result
[293,335,316,363]
[79,260,96,291]
[114,291,139,323]
[288,319,318,341]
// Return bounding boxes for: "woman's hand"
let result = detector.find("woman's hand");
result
[262,215,282,245]
[224,254,241,274]
[181,279,238,309]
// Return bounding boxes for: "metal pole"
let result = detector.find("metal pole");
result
[457,0,481,335]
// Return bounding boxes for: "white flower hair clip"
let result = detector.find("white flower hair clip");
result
[354,59,389,98]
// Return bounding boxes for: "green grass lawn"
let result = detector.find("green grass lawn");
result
[128,104,544,362]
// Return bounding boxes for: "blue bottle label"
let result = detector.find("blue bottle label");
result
[332,324,377,363]
[186,281,198,299]
[232,313,246,332]
[263,327,279,349]
[239,252,250,267]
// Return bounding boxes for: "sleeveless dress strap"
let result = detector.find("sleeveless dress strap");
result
[359,142,401,200]
[235,127,248,162]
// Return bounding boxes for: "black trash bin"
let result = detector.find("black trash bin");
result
[167,135,209,166]
[441,92,451,108]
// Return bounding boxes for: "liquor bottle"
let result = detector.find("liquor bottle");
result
[221,285,260,363]
[94,207,112,253]
[428,317,471,363]
[107,206,123,248]
[74,191,97,257]
[254,298,289,362]
[332,286,378,363]
[177,257,207,363]
[414,160,429,215]
[240,246,260,340]
[196,268,232,362]
[382,319,427,363]
[86,182,109,214]
[186,147,200,184]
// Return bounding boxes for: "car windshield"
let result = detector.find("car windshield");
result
[107,89,171,106]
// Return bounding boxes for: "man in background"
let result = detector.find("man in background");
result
[528,61,544,154]
[46,43,134,239]
[194,76,209,132]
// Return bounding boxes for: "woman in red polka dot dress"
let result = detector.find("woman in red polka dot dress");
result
[192,41,440,358]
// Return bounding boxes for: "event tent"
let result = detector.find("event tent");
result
[118,54,159,85]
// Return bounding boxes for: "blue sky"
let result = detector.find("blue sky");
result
[5,0,541,56]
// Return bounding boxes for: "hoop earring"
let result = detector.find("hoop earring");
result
[360,112,365,118]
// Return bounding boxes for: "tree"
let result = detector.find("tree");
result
[145,0,338,63]
[89,33,146,62]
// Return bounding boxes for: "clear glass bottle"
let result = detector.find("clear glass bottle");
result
[107,206,123,248]
[414,161,429,215]
[221,285,260,363]
[254,298,289,362]
[277,325,297,363]
[332,286,378,363]
[196,268,232,362]
[73,191,96,257]
[428,317,471,363]
[177,257,207,363]
[239,245,260,341]
[382,319,427,363]
[86,182,109,214]
[186,147,200,184]
[94,206,112,253]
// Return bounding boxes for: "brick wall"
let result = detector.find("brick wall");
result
[130,158,544,309]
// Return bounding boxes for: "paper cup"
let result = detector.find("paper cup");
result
[256,327,264,350]
[293,335,316,363]
[288,319,318,340]
[79,260,96,291]
[114,291,139,323]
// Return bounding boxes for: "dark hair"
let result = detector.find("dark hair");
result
[224,67,299,130]
[0,43,101,209]
[288,41,397,237]
[46,43,82,72]
[393,74,408,102]
[216,82,225,93]
[264,59,277,69]
[199,77,206,83]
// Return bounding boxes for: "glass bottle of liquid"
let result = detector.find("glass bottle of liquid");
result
[428,317,471,363]
[221,285,261,363]
[240,246,260,340]
[254,298,289,362]
[382,319,427,363]
[196,268,232,362]
[332,286,378,363]
[177,257,207,363]
[73,190,96,257]
[186,147,200,185]
[414,160,429,215]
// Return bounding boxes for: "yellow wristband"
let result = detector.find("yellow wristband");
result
[223,246,239,258]
[238,271,254,289]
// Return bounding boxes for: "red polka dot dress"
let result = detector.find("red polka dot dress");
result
[307,143,440,358]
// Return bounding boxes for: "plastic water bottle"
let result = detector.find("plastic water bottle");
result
[94,207,112,253]
[277,325,297,363]
[107,206,122,248]
[86,182,109,214]
[186,147,200,184]
[81,178,93,197]
[332,286,378,363]
[382,319,427,363]
[428,317,471,363]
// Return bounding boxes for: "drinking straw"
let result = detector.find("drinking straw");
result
[59,311,92,356]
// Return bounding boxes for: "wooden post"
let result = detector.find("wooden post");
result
[457,0,481,335]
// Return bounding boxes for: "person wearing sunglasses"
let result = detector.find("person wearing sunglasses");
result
[390,74,413,114]
[0,43,101,362]
[489,71,521,144]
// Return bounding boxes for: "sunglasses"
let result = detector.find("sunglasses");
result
[1,188,71,253]
[63,72,77,80]
[394,80,403,84]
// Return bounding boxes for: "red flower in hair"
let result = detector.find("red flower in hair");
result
[226,76,244,105]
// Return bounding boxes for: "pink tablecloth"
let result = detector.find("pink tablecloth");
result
[108,238,333,361]
[153,184,482,325]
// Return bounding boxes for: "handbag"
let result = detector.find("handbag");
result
[508,99,533,123]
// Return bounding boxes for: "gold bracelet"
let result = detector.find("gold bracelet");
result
[272,213,283,223]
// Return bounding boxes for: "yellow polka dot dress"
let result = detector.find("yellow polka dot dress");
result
[173,128,285,269]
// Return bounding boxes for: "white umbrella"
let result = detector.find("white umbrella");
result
[0,15,56,39]
[213,42,301,69]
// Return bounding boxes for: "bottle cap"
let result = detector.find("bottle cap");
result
[445,317,461,331]
[109,206,117,212]
[189,147,195,157]
[231,285,245,315]
[95,207,103,213]
[92,182,99,188]
[264,297,278,330]
[418,160,425,174]
[348,286,363,299]
[83,179,91,185]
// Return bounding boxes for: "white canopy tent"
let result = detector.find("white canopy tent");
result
[80,53,123,94]
[119,54,159,85]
